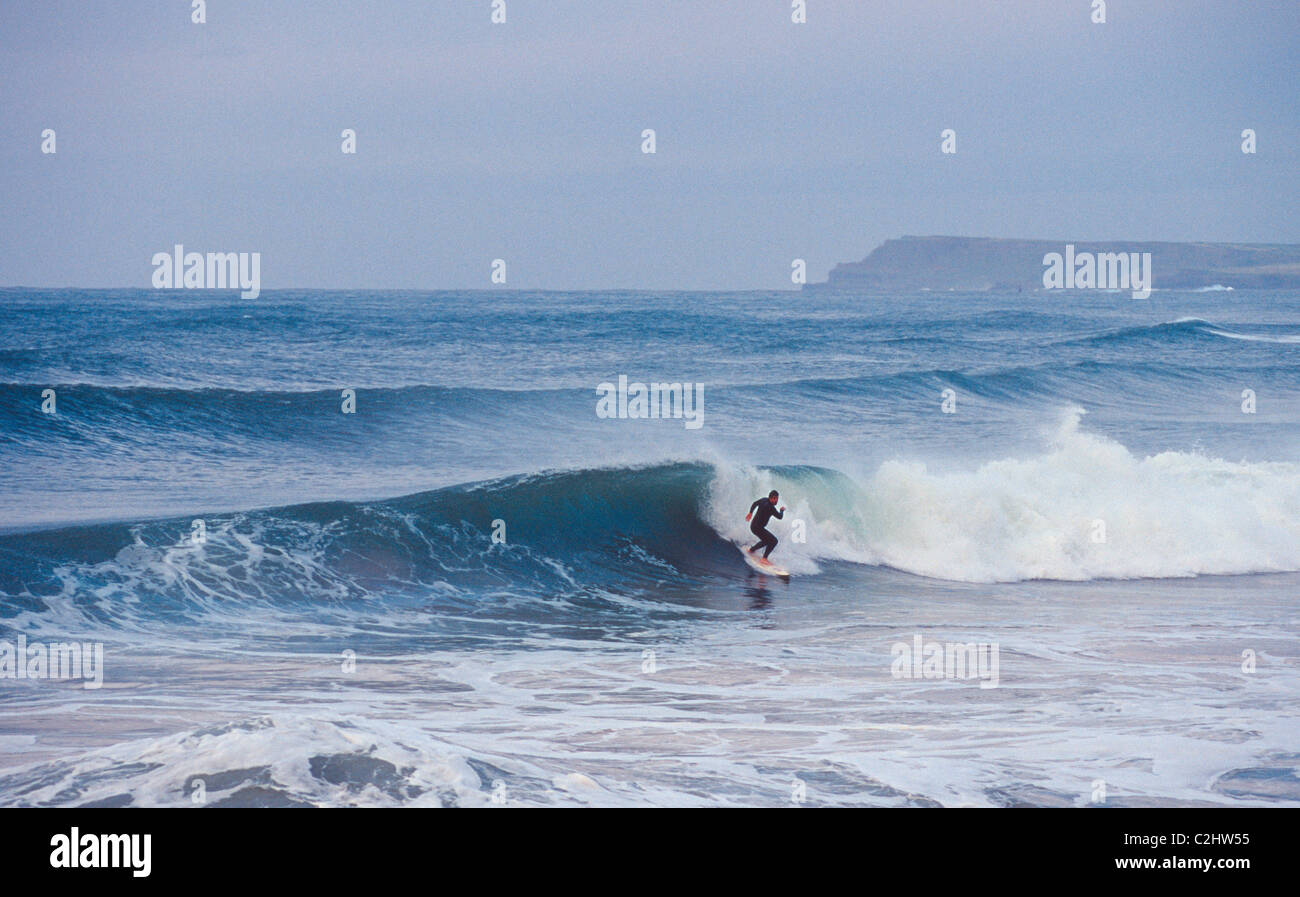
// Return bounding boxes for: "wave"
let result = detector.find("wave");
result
[1066,317,1300,348]
[3,409,1300,637]
[0,382,592,457]
[0,715,489,808]
[0,462,739,635]
[1162,316,1300,344]
[6,342,1297,453]
[1203,328,1300,345]
[706,408,1300,582]
[763,359,1288,407]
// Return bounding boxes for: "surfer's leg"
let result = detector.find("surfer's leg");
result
[762,531,778,559]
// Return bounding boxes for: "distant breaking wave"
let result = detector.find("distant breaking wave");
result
[1061,317,1300,348]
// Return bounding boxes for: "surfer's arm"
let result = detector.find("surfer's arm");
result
[773,506,785,519]
[746,499,762,521]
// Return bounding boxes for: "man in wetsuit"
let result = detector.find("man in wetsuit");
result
[745,490,786,561]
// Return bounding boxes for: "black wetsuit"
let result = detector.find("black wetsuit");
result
[748,499,784,559]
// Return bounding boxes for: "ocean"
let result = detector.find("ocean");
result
[1,286,1297,807]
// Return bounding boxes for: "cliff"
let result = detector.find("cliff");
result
[811,236,1300,291]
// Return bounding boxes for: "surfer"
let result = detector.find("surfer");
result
[745,491,786,562]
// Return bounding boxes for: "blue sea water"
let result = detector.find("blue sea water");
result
[0,287,1297,806]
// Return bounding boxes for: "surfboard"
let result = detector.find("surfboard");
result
[741,548,790,578]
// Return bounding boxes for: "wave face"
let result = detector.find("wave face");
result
[5,407,1300,647]
[0,462,741,640]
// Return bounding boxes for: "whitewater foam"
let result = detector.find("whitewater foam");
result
[705,409,1300,582]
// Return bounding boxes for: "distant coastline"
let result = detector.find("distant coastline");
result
[809,236,1300,291]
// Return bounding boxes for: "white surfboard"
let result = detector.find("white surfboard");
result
[741,548,790,578]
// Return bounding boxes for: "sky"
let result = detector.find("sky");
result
[1,0,1297,290]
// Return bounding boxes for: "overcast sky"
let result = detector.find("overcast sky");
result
[2,1,1296,290]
